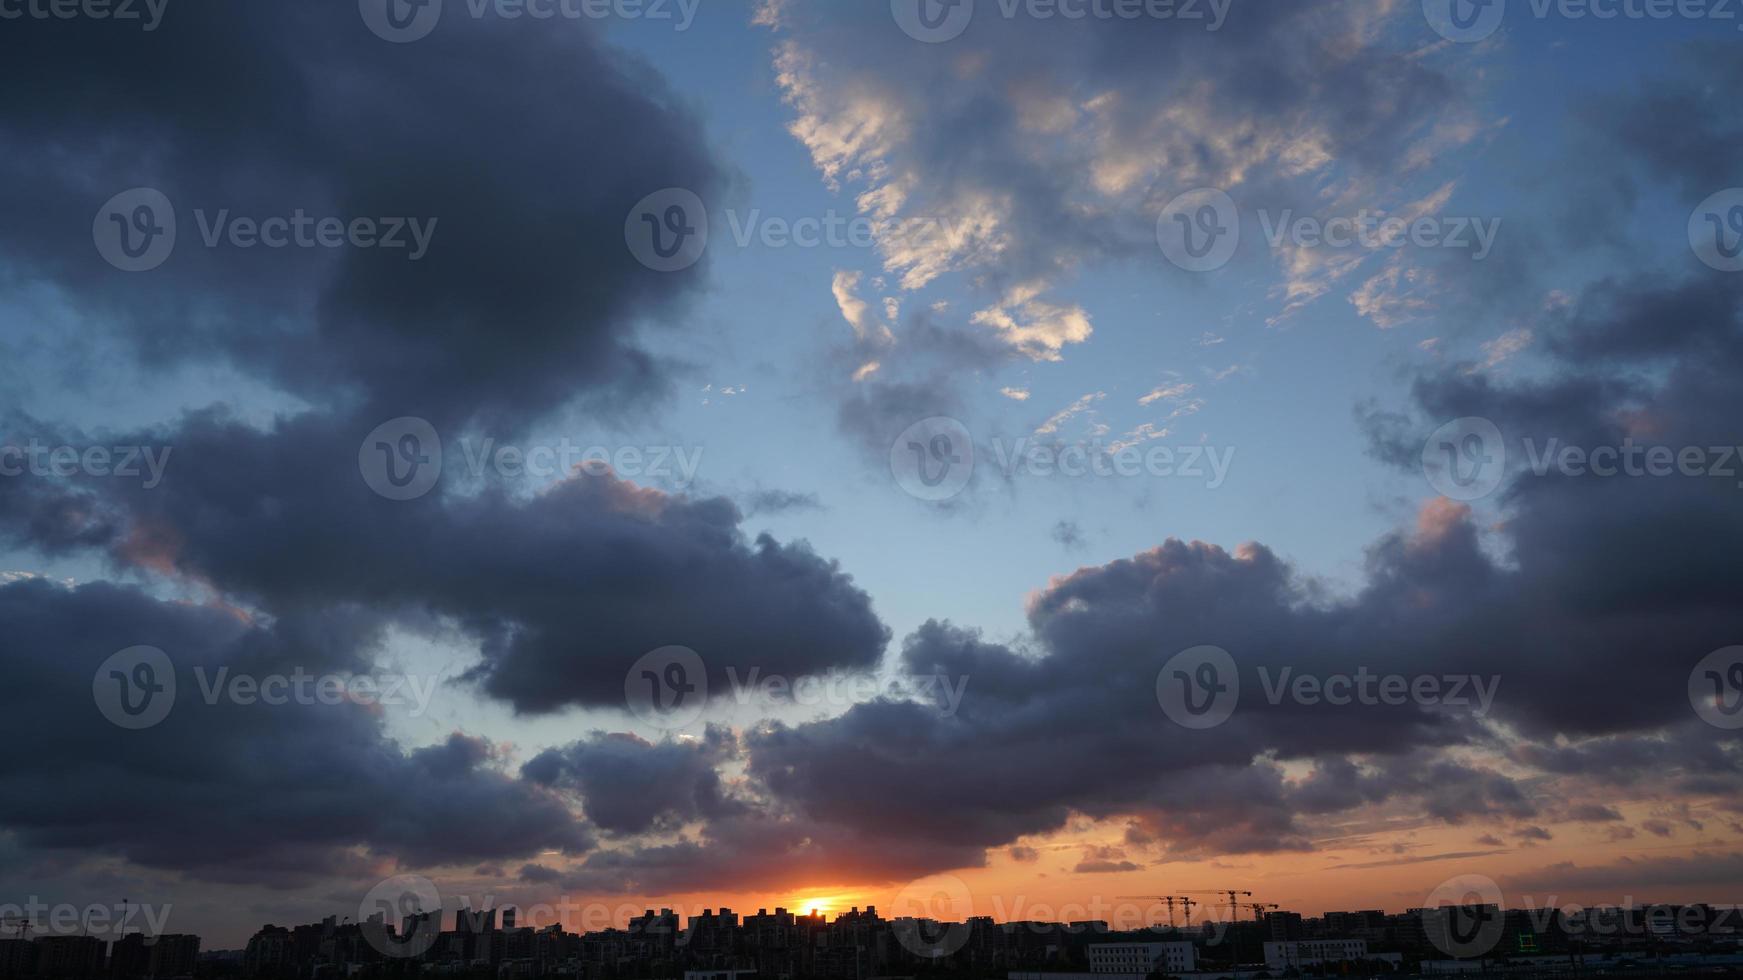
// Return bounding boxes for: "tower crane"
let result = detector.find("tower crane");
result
[1249,902,1279,922]
[1181,889,1250,926]
[1115,896,1197,930]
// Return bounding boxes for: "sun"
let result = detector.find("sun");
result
[789,893,851,917]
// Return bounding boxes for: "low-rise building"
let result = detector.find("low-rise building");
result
[1087,940,1195,976]
[1263,938,1370,971]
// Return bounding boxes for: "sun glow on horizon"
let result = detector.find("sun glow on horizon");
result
[787,893,856,918]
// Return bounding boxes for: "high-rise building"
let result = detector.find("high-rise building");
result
[242,925,291,977]
[401,910,439,945]
[1266,910,1305,942]
[33,936,107,978]
[145,934,199,978]
[109,932,150,979]
[0,938,38,979]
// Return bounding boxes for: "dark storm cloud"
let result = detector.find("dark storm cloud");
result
[3,0,1739,913]
[836,377,966,461]
[707,269,1742,875]
[553,808,986,896]
[0,3,718,432]
[1290,754,1536,825]
[1581,42,1743,203]
[0,0,896,896]
[1073,845,1139,874]
[1500,851,1743,895]
[518,863,564,884]
[1364,273,1743,737]
[522,728,745,836]
[1326,849,1507,871]
[0,409,890,714]
[1074,860,1141,874]
[0,578,590,882]
[0,0,889,724]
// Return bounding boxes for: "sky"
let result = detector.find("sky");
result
[1,0,1741,951]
